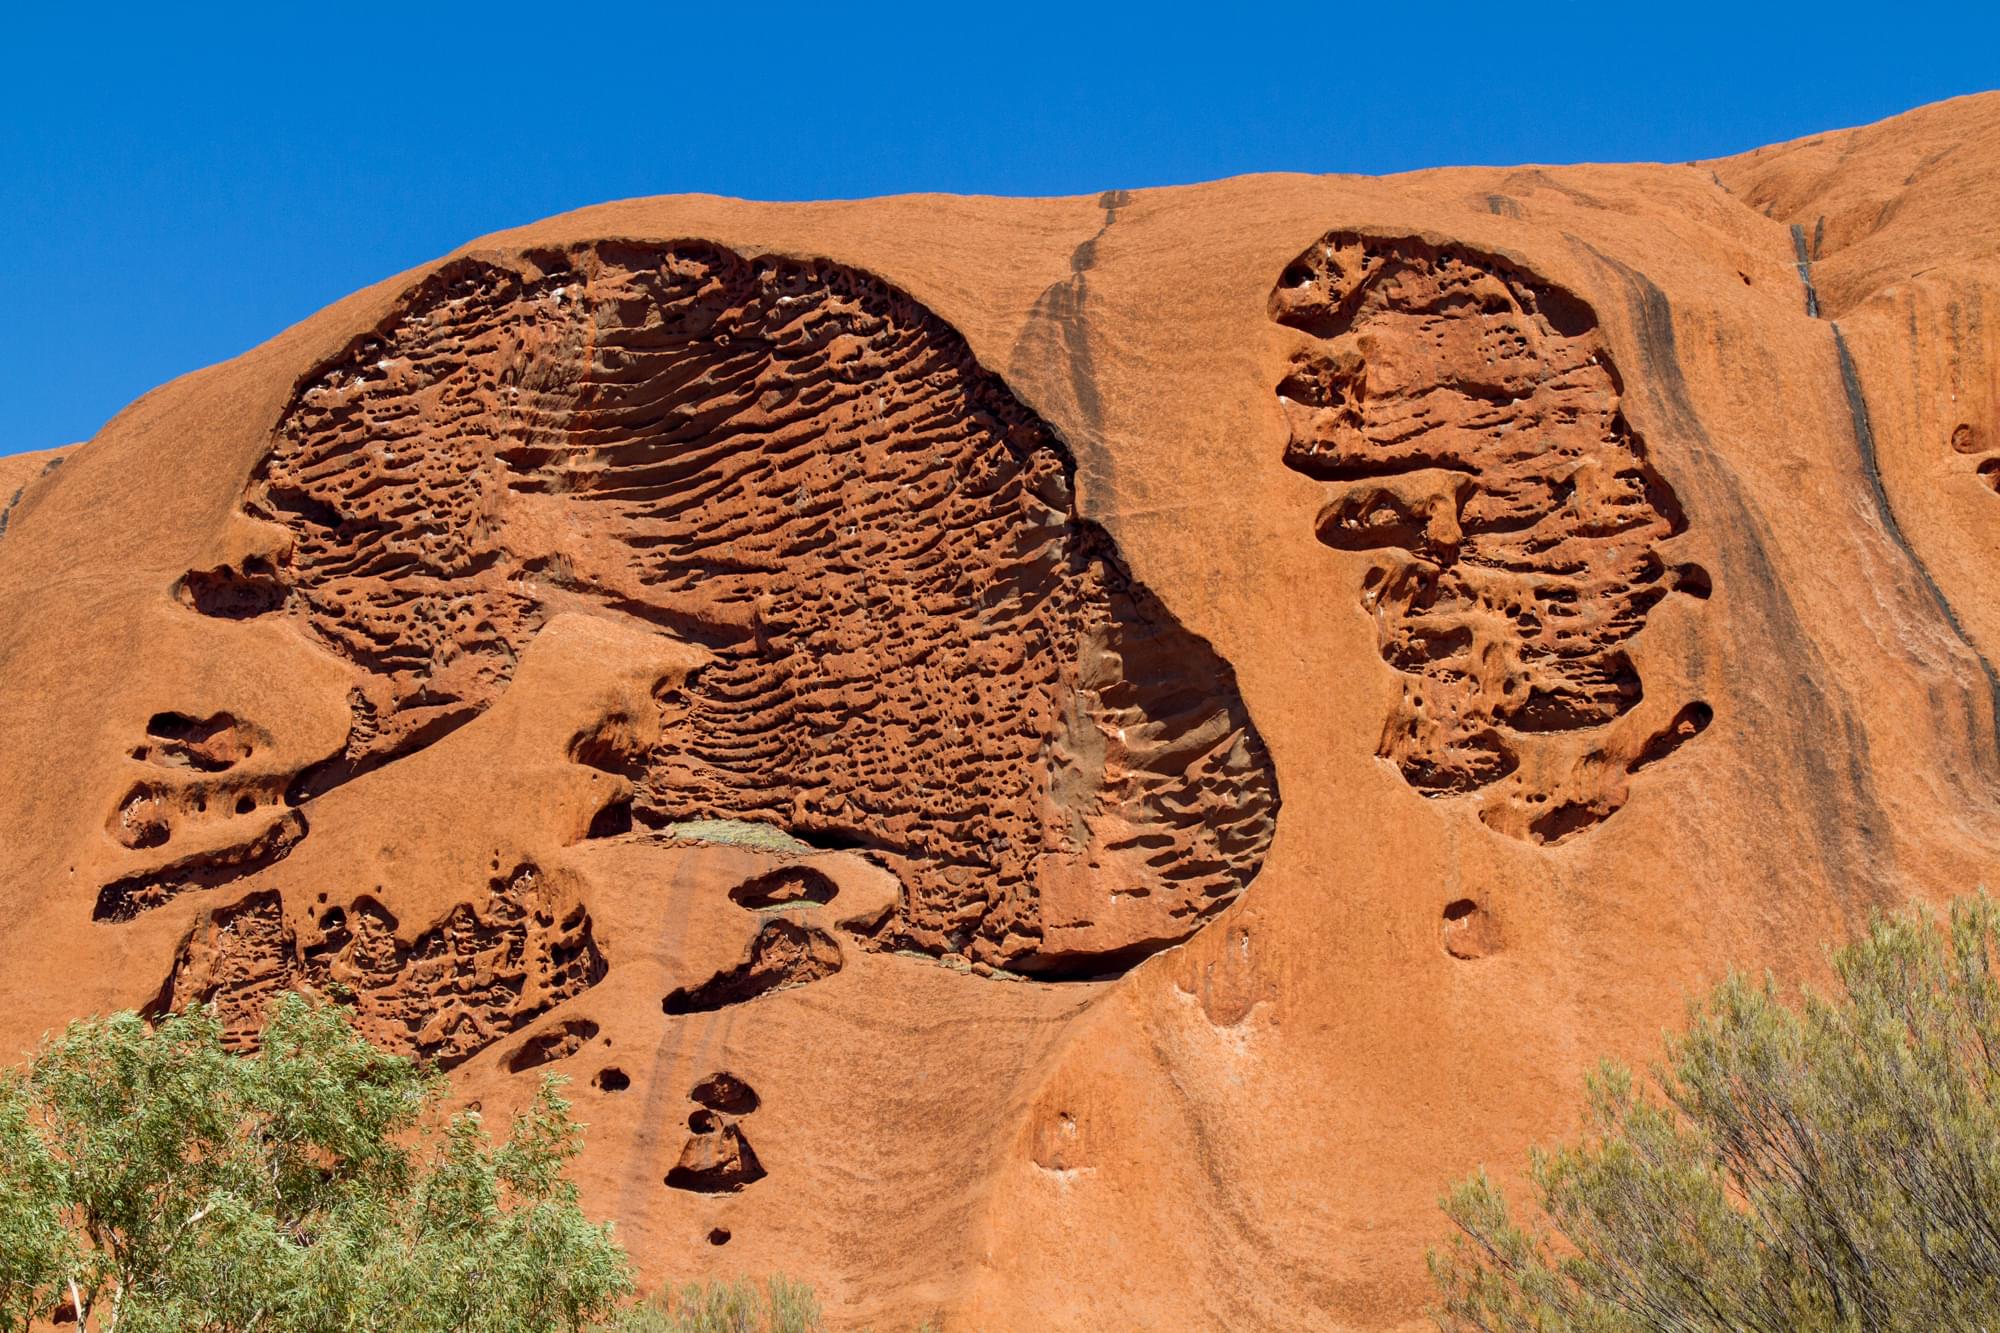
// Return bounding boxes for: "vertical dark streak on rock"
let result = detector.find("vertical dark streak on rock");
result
[1829,323,2000,731]
[0,456,66,542]
[1007,190,1133,508]
[1790,224,1821,318]
[1787,219,1994,729]
[1567,235,1895,910]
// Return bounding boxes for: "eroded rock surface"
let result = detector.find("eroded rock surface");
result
[669,1071,768,1194]
[150,863,604,1065]
[1271,233,1712,841]
[663,918,844,1015]
[209,241,1276,971]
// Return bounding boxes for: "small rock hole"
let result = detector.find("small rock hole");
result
[146,712,198,740]
[505,1018,599,1074]
[585,796,633,839]
[728,866,838,910]
[1441,898,1499,960]
[690,1071,760,1115]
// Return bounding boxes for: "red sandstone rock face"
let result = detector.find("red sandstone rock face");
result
[2,93,1999,1331]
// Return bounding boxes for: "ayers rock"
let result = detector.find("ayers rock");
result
[3,91,2000,1328]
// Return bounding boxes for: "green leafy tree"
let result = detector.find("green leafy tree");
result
[0,995,632,1332]
[1432,890,2000,1331]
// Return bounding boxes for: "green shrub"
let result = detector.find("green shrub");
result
[609,1275,823,1333]
[0,995,632,1332]
[1432,890,2000,1331]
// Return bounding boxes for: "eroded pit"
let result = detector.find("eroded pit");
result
[665,1122,765,1193]
[506,1018,600,1073]
[728,867,838,911]
[1441,898,1500,959]
[148,864,605,1067]
[663,921,842,1016]
[690,1071,761,1116]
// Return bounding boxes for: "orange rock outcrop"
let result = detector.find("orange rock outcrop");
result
[2,92,1998,1329]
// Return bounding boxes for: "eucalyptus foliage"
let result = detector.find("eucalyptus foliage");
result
[1432,891,2000,1331]
[0,995,631,1332]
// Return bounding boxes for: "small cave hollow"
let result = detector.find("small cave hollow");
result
[1441,898,1500,960]
[665,1123,766,1194]
[585,796,634,839]
[1674,563,1713,599]
[728,866,838,911]
[690,1070,760,1115]
[505,1018,600,1074]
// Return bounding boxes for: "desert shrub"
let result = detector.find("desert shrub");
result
[0,995,631,1332]
[1432,890,2000,1331]
[609,1275,823,1333]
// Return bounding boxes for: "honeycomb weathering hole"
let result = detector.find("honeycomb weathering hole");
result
[1440,898,1499,960]
[585,796,634,840]
[663,920,842,1015]
[670,1069,767,1194]
[1629,701,1714,774]
[1674,563,1713,600]
[690,1071,761,1115]
[149,863,605,1066]
[174,558,286,619]
[208,238,1276,973]
[130,711,264,774]
[666,1121,766,1193]
[728,866,837,911]
[94,809,308,921]
[1271,231,1709,841]
[506,1017,601,1073]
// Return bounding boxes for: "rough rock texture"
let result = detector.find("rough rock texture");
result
[2,92,1999,1330]
[1272,232,1709,840]
[230,240,1277,972]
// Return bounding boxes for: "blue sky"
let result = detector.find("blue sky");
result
[5,3,1995,456]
